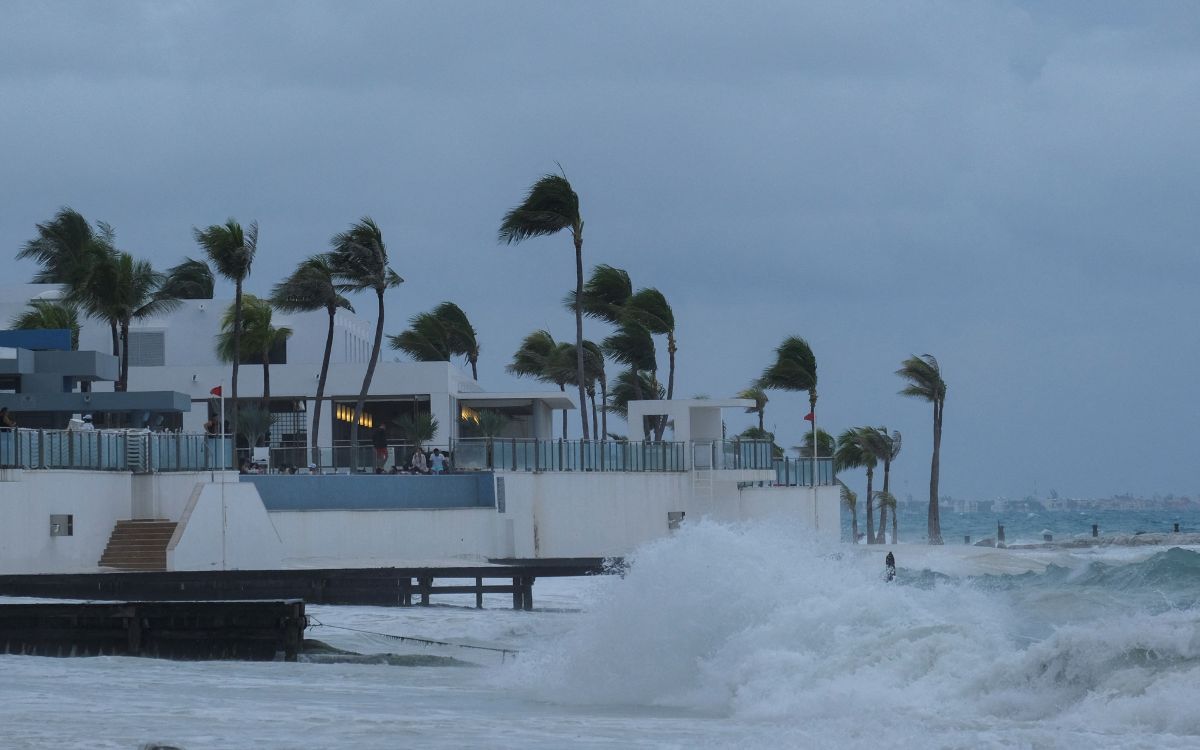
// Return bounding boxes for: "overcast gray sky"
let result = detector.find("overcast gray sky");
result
[3,1,1198,500]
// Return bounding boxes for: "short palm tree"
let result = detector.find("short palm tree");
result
[237,406,275,451]
[737,384,769,432]
[193,219,258,437]
[88,252,179,391]
[556,340,607,440]
[897,354,947,544]
[473,410,510,467]
[329,217,404,465]
[835,427,878,543]
[626,287,677,405]
[500,171,591,439]
[217,295,292,411]
[607,369,664,432]
[875,490,899,544]
[393,414,439,452]
[19,208,121,356]
[10,299,81,350]
[860,427,902,542]
[271,254,353,465]
[796,428,835,458]
[158,257,215,300]
[390,302,480,378]
[838,480,860,544]
[507,330,574,438]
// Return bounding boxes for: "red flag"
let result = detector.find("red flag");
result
[210,386,222,397]
[803,412,814,422]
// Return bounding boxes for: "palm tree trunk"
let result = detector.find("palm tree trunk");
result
[573,233,590,440]
[261,353,270,412]
[470,356,478,381]
[351,288,386,470]
[558,383,567,439]
[928,399,943,544]
[312,307,335,466]
[892,506,898,544]
[600,375,608,441]
[117,319,130,392]
[851,507,859,544]
[865,467,876,544]
[590,391,598,439]
[878,459,891,544]
[666,331,676,401]
[109,320,119,359]
[758,409,764,432]
[231,279,243,440]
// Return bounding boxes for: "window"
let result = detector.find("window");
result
[127,330,165,367]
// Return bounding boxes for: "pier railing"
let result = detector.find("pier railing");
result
[452,438,689,473]
[0,429,234,472]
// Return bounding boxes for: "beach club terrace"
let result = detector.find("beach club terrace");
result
[0,285,839,576]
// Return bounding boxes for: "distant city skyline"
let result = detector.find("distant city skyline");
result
[3,2,1197,498]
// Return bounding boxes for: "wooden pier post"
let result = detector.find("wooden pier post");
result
[475,577,483,609]
[1092,524,1098,538]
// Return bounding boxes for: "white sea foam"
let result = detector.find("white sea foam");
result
[507,521,1200,748]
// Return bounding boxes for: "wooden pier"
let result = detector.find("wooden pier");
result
[0,559,608,611]
[0,599,305,661]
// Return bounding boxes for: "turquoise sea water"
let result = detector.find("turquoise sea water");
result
[846,505,1200,545]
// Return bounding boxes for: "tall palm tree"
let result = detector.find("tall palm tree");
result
[838,480,860,544]
[271,254,353,465]
[217,295,292,411]
[507,330,572,438]
[88,252,179,391]
[835,427,878,543]
[861,428,902,543]
[193,219,257,437]
[737,384,769,432]
[158,257,215,300]
[897,354,947,544]
[329,217,403,466]
[10,299,81,350]
[500,172,591,439]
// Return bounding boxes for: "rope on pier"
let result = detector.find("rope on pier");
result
[306,616,520,662]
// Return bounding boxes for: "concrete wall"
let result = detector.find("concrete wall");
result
[167,483,284,571]
[131,472,237,519]
[241,473,496,511]
[0,470,134,573]
[268,507,498,565]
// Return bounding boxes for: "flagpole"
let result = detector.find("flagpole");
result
[811,408,818,531]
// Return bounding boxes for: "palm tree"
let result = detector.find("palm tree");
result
[626,287,677,410]
[473,410,510,468]
[838,480,860,544]
[602,322,658,438]
[394,414,439,452]
[390,302,480,378]
[876,491,899,544]
[556,340,607,440]
[796,428,835,458]
[759,336,818,489]
[507,330,572,438]
[607,369,664,429]
[271,254,353,465]
[18,208,121,357]
[739,426,783,458]
[329,217,404,467]
[500,172,591,439]
[861,428,902,543]
[737,384,769,432]
[193,219,257,438]
[10,299,81,350]
[217,295,292,411]
[897,354,947,544]
[432,302,480,380]
[158,257,215,300]
[88,252,180,391]
[835,427,878,543]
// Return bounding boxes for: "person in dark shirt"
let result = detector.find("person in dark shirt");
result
[885,551,896,582]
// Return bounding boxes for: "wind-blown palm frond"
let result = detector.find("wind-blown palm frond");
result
[393,414,439,449]
[431,302,480,379]
[795,428,835,458]
[158,257,214,300]
[737,384,769,431]
[18,207,98,285]
[601,323,657,373]
[389,312,453,362]
[10,300,81,350]
[759,336,817,406]
[500,170,590,439]
[498,174,580,244]
[607,368,664,420]
[563,264,632,323]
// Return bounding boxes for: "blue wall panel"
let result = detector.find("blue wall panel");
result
[242,473,496,511]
